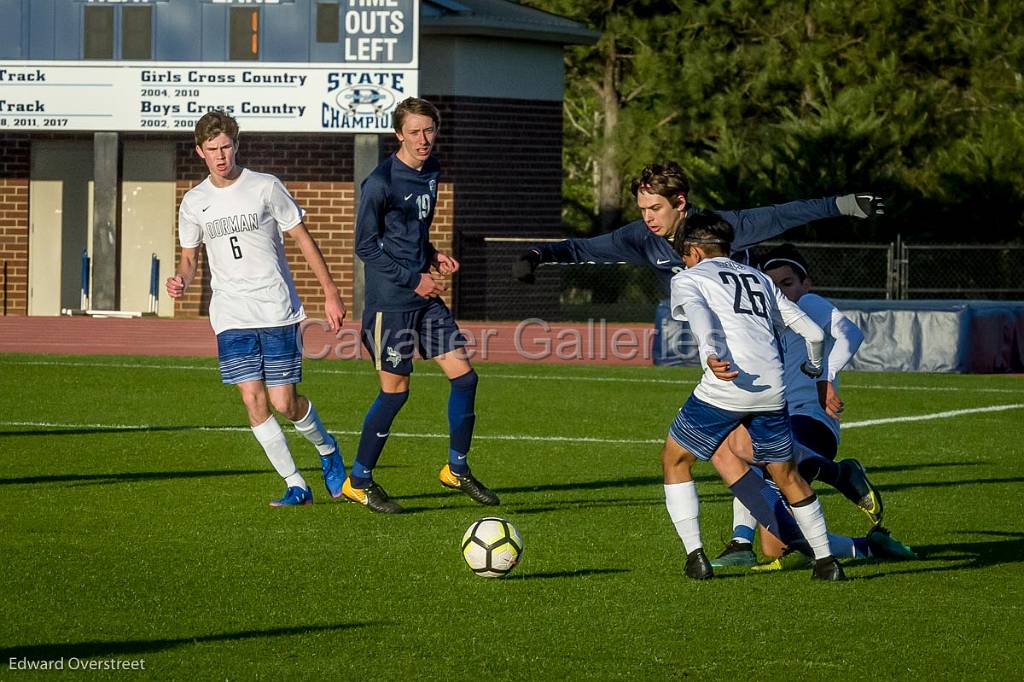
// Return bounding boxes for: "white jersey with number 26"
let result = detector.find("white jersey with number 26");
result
[178,168,306,335]
[670,257,824,413]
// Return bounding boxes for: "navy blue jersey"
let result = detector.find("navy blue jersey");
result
[534,197,841,293]
[355,155,441,312]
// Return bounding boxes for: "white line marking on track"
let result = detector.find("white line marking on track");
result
[3,359,1023,393]
[2,404,1021,444]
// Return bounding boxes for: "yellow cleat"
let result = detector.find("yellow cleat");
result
[439,464,500,505]
[341,477,403,514]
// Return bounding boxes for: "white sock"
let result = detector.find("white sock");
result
[790,497,831,560]
[291,400,335,456]
[252,416,306,489]
[664,482,702,554]
[731,497,757,544]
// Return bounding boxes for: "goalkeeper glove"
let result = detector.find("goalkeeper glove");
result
[513,249,542,284]
[836,193,885,219]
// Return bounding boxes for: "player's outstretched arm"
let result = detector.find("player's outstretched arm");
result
[513,224,648,283]
[166,247,198,298]
[721,193,884,253]
[836,193,885,220]
[287,222,346,331]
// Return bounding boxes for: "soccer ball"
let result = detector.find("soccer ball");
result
[461,517,523,578]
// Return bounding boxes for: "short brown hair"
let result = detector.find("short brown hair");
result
[194,111,239,146]
[630,161,690,207]
[393,97,440,133]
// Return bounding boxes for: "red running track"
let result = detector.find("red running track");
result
[0,316,659,366]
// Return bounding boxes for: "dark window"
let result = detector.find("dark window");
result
[316,3,339,43]
[229,7,259,61]
[122,6,152,60]
[84,6,114,60]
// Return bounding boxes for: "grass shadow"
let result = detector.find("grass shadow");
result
[0,621,378,661]
[513,568,629,581]
[399,474,722,502]
[0,425,231,438]
[877,476,1024,494]
[0,465,406,488]
[0,469,268,487]
[856,530,1024,580]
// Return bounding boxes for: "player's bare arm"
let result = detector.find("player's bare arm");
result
[817,380,844,420]
[286,222,346,331]
[707,355,739,381]
[166,246,198,298]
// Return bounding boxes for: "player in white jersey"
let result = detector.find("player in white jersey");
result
[662,212,846,581]
[768,242,881,519]
[166,111,347,508]
[713,244,913,569]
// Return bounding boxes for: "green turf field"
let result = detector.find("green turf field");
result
[1,354,1022,679]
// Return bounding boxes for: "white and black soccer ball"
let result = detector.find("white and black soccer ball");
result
[461,517,523,578]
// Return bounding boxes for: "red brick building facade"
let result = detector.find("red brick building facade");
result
[0,94,556,320]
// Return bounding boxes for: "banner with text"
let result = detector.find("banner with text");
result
[0,63,417,133]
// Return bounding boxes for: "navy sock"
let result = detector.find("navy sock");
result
[798,453,841,486]
[729,469,804,546]
[447,370,477,475]
[351,390,408,487]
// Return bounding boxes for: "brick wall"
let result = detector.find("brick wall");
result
[0,94,561,321]
[0,179,29,315]
[0,134,31,315]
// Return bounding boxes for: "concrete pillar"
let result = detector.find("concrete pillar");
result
[352,133,380,319]
[91,132,121,310]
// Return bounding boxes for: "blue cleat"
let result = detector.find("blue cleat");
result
[867,525,918,560]
[320,435,346,499]
[270,485,313,507]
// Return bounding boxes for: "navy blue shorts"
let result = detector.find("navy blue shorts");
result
[791,415,838,460]
[216,324,302,386]
[668,395,793,463]
[361,298,466,375]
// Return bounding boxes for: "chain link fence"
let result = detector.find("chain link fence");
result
[456,234,1023,322]
[899,241,1024,299]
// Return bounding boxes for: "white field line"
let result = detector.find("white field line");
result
[838,403,1024,429]
[2,359,1023,394]
[2,403,1022,444]
[0,421,660,445]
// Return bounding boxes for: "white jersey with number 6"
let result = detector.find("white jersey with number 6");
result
[670,257,824,412]
[178,168,306,335]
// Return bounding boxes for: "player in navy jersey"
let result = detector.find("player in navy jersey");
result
[344,97,498,514]
[167,111,347,508]
[512,161,884,288]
